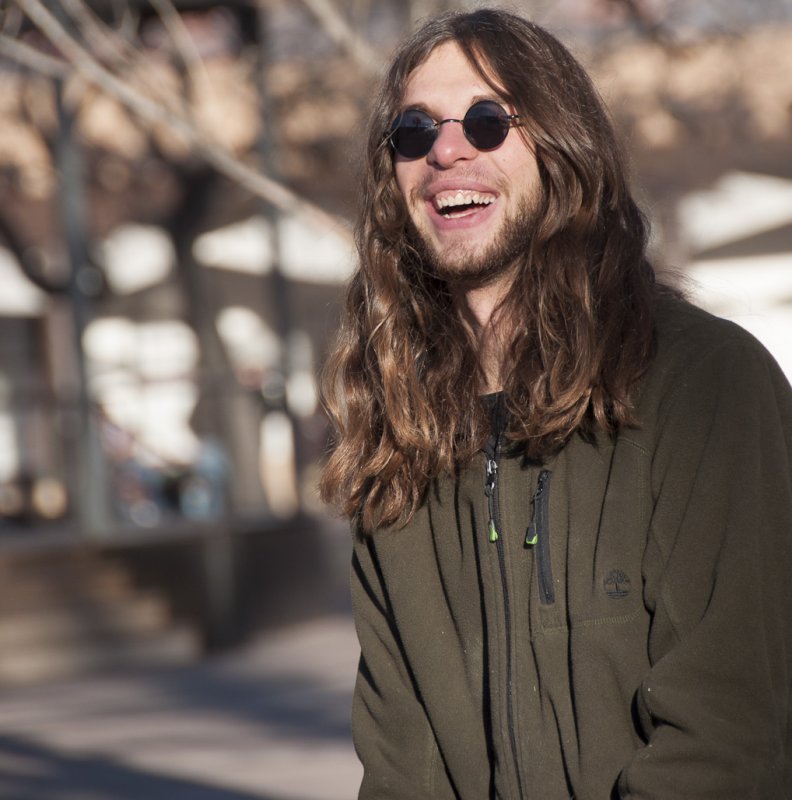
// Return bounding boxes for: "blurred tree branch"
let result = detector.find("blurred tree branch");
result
[59,0,203,122]
[296,0,380,76]
[148,0,211,96]
[59,0,140,68]
[0,33,69,78]
[8,0,351,241]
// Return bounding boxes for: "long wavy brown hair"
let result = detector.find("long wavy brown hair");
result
[320,9,659,531]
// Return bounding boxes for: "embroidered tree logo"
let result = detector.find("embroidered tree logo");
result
[603,569,631,599]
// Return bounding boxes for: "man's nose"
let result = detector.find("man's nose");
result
[428,120,477,168]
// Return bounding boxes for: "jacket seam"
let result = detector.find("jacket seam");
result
[534,605,642,632]
[618,435,651,459]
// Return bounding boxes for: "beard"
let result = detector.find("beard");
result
[406,193,541,291]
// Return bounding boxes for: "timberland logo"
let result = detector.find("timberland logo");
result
[604,569,631,599]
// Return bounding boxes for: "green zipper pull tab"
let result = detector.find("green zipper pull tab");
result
[525,469,550,546]
[525,521,538,547]
[488,518,499,543]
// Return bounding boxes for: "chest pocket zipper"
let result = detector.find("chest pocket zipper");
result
[526,469,554,604]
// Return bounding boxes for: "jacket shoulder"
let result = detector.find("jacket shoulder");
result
[631,291,791,440]
[653,292,766,367]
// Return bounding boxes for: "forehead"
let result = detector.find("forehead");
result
[400,41,502,110]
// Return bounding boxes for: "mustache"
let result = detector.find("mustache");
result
[409,169,507,203]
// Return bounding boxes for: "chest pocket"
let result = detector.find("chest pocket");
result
[536,435,650,629]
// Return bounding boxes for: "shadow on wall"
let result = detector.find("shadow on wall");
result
[0,734,284,800]
[113,513,348,652]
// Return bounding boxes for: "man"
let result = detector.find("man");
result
[320,8,792,799]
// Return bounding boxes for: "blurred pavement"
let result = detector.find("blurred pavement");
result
[0,613,362,800]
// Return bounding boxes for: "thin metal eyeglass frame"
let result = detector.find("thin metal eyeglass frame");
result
[387,101,521,159]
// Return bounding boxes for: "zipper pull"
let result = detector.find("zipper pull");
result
[525,469,550,546]
[485,458,499,542]
[525,521,538,547]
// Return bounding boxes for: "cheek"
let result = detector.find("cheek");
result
[394,161,420,205]
[502,156,542,198]
[492,140,541,191]
[523,160,543,195]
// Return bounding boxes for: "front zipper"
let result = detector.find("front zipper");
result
[483,414,527,800]
[526,468,554,605]
[484,394,505,544]
[485,455,500,542]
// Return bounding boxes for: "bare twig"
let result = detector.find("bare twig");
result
[296,0,381,76]
[59,0,139,67]
[148,0,211,93]
[0,32,70,78]
[12,0,352,240]
[58,0,194,120]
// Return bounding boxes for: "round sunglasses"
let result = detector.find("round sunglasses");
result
[388,100,520,159]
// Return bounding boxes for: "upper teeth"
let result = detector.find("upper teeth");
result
[435,191,495,210]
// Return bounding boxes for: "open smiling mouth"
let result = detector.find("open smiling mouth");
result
[434,190,496,219]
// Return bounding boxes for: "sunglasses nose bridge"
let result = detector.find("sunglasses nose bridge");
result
[425,117,480,165]
[436,117,464,128]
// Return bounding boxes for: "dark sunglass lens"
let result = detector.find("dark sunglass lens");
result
[463,101,510,149]
[390,109,437,158]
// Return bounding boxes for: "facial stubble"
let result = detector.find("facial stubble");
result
[407,194,541,291]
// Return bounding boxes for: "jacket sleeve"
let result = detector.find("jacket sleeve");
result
[350,528,452,800]
[617,330,792,799]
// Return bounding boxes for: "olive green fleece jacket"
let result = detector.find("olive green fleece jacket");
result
[350,297,792,799]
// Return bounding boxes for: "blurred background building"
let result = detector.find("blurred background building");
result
[0,0,789,795]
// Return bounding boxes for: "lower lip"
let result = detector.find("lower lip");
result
[427,200,498,231]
